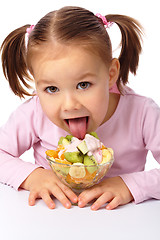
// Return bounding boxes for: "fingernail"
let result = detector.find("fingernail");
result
[106,205,111,210]
[91,204,97,211]
[65,202,71,209]
[73,197,78,202]
[78,201,82,207]
[29,200,34,206]
[49,202,55,209]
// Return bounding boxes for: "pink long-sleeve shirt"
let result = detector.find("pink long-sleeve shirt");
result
[0,87,160,204]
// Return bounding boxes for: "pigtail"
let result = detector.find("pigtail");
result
[106,14,143,90]
[0,25,33,98]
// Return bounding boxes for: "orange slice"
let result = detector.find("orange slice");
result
[84,169,97,181]
[66,173,84,184]
[46,150,58,158]
[101,145,107,150]
[57,144,65,151]
[54,158,72,165]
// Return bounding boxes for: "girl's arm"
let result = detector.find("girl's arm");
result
[78,98,160,209]
[0,96,41,189]
[121,98,160,204]
[0,96,78,208]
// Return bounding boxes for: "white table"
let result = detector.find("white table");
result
[0,183,159,240]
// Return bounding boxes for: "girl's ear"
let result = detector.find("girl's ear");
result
[108,58,120,89]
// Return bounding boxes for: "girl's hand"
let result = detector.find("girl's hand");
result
[20,168,78,209]
[78,176,133,210]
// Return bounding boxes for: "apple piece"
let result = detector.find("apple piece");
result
[58,137,70,146]
[77,140,88,154]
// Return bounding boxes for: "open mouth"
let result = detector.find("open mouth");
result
[65,116,89,125]
[64,116,89,139]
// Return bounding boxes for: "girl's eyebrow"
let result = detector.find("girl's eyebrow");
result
[37,72,96,85]
[36,72,97,87]
[77,72,97,80]
[37,79,56,86]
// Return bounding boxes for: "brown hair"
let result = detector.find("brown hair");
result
[0,6,143,98]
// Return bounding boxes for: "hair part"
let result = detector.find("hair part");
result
[0,6,143,98]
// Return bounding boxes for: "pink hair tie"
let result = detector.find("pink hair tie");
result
[25,25,35,48]
[26,25,35,36]
[96,13,113,28]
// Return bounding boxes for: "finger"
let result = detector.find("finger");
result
[78,188,102,208]
[58,181,78,203]
[52,186,72,209]
[39,189,55,209]
[91,192,113,211]
[28,191,39,206]
[40,189,56,209]
[106,196,121,210]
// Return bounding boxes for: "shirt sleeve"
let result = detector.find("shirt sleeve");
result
[0,97,42,190]
[120,98,160,204]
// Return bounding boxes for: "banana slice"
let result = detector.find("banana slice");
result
[101,148,113,163]
[107,148,114,156]
[69,163,86,178]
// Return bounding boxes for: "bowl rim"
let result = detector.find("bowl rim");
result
[46,155,114,167]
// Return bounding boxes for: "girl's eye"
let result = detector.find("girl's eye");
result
[45,86,59,94]
[77,82,91,90]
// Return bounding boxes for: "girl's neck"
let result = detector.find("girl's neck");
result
[101,93,120,125]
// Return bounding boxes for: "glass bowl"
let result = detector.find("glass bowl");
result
[46,155,114,192]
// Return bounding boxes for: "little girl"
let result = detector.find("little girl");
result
[0,6,160,210]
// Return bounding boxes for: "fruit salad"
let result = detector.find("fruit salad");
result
[46,132,114,190]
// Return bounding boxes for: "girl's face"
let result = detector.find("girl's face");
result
[32,43,118,139]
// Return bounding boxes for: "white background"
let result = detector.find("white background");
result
[0,0,159,169]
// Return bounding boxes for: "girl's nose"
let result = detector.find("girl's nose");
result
[62,92,81,112]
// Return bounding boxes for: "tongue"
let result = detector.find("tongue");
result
[68,117,87,139]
